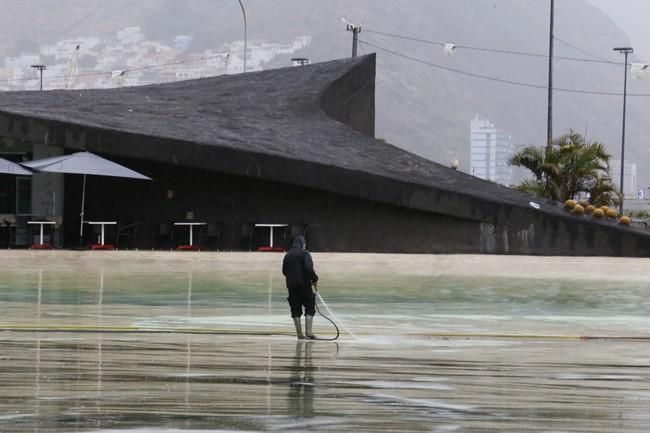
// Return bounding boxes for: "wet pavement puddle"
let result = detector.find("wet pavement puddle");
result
[1,252,650,432]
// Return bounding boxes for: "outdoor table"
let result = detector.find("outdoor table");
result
[174,222,207,250]
[85,221,117,250]
[28,220,56,249]
[255,223,288,251]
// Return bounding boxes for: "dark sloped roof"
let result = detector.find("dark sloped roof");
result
[0,55,607,224]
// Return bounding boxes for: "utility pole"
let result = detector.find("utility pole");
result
[31,64,46,91]
[346,23,361,58]
[613,46,633,215]
[546,0,554,150]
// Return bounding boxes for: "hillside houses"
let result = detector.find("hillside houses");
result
[1,26,311,91]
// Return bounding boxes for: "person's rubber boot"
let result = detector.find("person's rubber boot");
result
[293,317,304,340]
[305,315,316,340]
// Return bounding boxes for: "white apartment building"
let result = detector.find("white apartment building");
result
[470,114,513,186]
[610,159,638,199]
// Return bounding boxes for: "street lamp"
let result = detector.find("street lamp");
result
[547,0,555,149]
[613,46,633,214]
[236,0,247,73]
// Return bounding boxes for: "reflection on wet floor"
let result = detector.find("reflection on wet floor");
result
[3,333,650,432]
[1,252,650,432]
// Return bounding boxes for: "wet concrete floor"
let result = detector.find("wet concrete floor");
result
[1,251,650,432]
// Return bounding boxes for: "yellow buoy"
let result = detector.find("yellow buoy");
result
[585,205,595,214]
[620,216,631,225]
[572,204,585,215]
[565,199,577,210]
[579,200,590,208]
[606,209,618,218]
[600,205,609,213]
[592,208,605,219]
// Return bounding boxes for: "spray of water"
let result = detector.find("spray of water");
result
[316,291,358,339]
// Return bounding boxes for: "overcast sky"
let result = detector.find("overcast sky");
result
[586,0,650,61]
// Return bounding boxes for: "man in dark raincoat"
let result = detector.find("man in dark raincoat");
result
[282,235,319,339]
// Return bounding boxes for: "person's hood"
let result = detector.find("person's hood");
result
[292,235,306,249]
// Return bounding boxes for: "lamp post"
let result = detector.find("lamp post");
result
[613,46,633,215]
[547,0,554,150]
[236,0,247,73]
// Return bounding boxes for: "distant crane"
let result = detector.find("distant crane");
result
[65,45,80,89]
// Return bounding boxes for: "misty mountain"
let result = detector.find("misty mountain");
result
[1,0,648,187]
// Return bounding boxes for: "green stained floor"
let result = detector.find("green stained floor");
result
[1,251,650,432]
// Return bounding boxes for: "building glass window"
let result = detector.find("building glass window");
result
[0,174,16,213]
[16,177,31,215]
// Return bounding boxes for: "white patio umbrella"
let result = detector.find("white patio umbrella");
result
[0,157,32,175]
[22,151,151,244]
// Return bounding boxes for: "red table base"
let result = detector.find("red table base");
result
[176,245,202,251]
[31,244,53,250]
[91,244,114,250]
[258,246,285,252]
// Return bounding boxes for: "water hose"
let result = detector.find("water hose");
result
[314,290,340,341]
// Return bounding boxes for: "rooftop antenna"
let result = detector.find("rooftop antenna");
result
[30,64,46,91]
[342,18,361,58]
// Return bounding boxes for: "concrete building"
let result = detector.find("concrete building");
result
[0,55,649,255]
[470,114,512,186]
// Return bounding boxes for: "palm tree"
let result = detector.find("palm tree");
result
[510,131,619,206]
[586,173,619,207]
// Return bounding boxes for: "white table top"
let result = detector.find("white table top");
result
[85,221,117,225]
[28,221,56,225]
[255,223,289,227]
[174,222,207,226]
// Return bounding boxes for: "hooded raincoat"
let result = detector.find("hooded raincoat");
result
[282,236,319,317]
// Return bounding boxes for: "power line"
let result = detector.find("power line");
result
[124,52,230,73]
[554,36,613,63]
[363,28,623,66]
[0,52,233,85]
[458,43,620,65]
[363,29,446,47]
[359,39,367,55]
[0,69,111,84]
[359,39,650,97]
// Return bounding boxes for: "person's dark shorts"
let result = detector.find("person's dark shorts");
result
[287,288,315,318]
